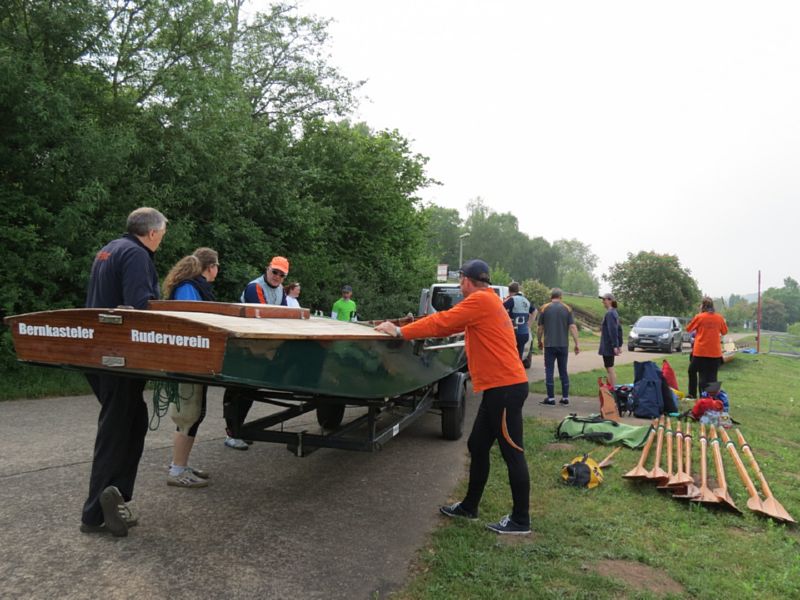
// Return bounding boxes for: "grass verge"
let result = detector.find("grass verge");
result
[0,364,91,401]
[399,353,800,599]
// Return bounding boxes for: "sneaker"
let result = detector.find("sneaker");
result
[485,514,531,535]
[224,436,249,450]
[79,522,107,534]
[559,397,570,405]
[540,398,556,406]
[439,502,478,520]
[187,466,210,480]
[167,469,209,488]
[99,486,129,537]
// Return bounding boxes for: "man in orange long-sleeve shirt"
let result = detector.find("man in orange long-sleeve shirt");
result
[376,259,531,535]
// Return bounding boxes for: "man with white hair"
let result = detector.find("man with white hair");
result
[80,207,167,537]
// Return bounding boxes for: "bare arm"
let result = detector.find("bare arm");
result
[570,324,580,355]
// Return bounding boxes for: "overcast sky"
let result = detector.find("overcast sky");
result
[266,1,798,298]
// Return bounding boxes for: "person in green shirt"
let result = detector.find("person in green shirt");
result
[332,285,357,321]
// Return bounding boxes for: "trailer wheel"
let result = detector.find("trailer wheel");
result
[316,404,345,429]
[440,376,467,440]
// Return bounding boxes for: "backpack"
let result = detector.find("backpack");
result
[631,361,666,418]
[561,454,604,489]
[555,415,651,448]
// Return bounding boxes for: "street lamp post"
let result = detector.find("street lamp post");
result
[458,232,471,267]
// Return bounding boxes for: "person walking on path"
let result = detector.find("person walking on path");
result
[537,288,580,406]
[161,247,219,488]
[332,285,357,321]
[686,296,728,398]
[81,207,167,537]
[598,293,623,387]
[226,256,291,449]
[503,282,534,361]
[376,259,531,535]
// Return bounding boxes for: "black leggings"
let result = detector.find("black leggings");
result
[688,356,721,397]
[461,381,530,526]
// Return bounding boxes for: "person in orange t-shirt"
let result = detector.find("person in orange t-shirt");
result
[685,296,728,398]
[375,259,531,535]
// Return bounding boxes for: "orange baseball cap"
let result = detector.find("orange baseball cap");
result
[268,256,290,274]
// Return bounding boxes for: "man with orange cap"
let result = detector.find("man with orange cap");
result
[241,256,290,305]
[224,256,292,450]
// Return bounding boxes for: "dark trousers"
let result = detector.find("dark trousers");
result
[461,382,530,527]
[688,356,721,397]
[515,333,529,360]
[544,346,569,399]
[223,388,253,437]
[82,374,148,526]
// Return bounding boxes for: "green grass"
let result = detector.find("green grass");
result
[400,353,800,599]
[0,364,91,400]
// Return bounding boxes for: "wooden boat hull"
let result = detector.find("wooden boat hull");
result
[4,306,467,399]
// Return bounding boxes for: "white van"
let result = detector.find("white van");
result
[418,283,510,316]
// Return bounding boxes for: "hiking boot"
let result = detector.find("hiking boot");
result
[79,522,107,534]
[485,514,531,535]
[167,469,209,488]
[99,486,129,537]
[224,437,249,450]
[540,398,556,406]
[187,466,210,480]
[439,502,478,520]
[559,397,570,405]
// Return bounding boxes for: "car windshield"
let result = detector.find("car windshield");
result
[635,317,671,329]
[431,287,463,311]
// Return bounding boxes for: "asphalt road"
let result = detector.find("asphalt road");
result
[0,343,693,599]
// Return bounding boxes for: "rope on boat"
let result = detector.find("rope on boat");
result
[149,381,183,430]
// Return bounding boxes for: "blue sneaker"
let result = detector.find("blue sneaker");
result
[486,514,531,535]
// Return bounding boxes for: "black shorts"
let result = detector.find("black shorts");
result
[603,355,615,368]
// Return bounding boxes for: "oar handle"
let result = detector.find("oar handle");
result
[634,421,658,469]
[736,429,773,497]
[684,421,693,478]
[709,425,727,489]
[699,424,708,486]
[720,428,760,498]
[652,417,666,468]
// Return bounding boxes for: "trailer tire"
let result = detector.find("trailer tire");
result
[316,404,345,429]
[439,375,467,440]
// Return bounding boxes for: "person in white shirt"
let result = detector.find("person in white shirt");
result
[285,282,301,308]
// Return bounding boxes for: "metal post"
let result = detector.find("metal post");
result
[757,270,762,354]
[458,232,470,267]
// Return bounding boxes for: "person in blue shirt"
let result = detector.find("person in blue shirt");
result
[161,248,219,487]
[502,282,534,361]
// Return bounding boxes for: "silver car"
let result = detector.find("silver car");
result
[627,316,683,353]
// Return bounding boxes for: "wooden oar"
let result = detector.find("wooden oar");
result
[646,416,669,483]
[623,419,658,479]
[670,421,693,486]
[672,421,700,499]
[598,446,621,469]
[719,428,767,518]
[736,430,796,523]
[709,425,740,513]
[691,423,720,504]
[657,418,676,489]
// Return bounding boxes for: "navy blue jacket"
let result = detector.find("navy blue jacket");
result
[85,234,160,309]
[598,308,623,356]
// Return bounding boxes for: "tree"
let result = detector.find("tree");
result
[764,277,800,326]
[605,251,700,317]
[421,205,463,268]
[554,239,598,272]
[521,279,550,310]
[723,299,755,328]
[761,297,787,332]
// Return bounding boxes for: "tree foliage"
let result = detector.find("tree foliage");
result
[761,297,788,332]
[764,277,800,326]
[553,239,599,295]
[521,279,550,310]
[605,251,700,317]
[0,0,430,324]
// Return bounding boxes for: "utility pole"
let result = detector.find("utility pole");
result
[757,270,762,353]
[458,232,470,268]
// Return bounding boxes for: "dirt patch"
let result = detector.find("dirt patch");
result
[588,560,685,596]
[542,443,576,452]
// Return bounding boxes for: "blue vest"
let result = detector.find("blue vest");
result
[509,295,531,335]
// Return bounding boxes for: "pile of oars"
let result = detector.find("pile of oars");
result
[623,416,795,523]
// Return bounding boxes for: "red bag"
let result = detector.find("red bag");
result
[662,360,678,390]
[690,397,723,420]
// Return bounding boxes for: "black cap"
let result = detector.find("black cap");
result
[459,259,491,284]
[342,285,353,292]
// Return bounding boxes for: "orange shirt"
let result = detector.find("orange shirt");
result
[686,312,728,358]
[400,287,528,392]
